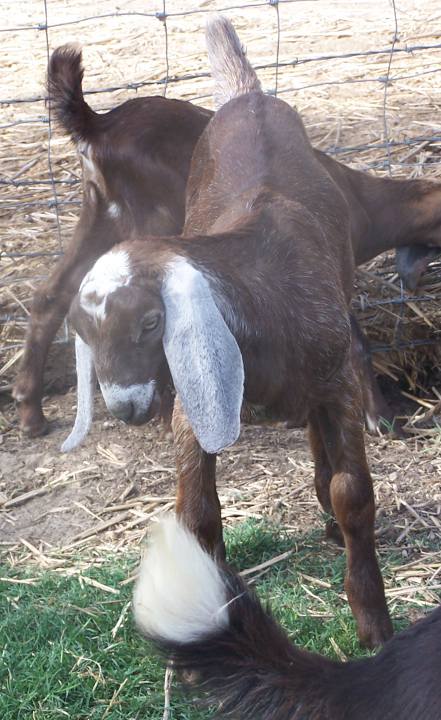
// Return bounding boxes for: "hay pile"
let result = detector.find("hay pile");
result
[355,255,441,406]
[1,0,441,412]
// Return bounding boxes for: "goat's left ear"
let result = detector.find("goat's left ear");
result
[161,258,244,453]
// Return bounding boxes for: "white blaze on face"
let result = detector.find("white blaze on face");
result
[79,249,132,320]
[99,380,156,417]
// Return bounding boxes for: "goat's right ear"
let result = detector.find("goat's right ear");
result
[161,258,244,454]
[61,334,96,452]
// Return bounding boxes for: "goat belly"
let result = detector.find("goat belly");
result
[241,401,307,428]
[241,364,312,426]
[273,403,309,427]
[267,389,311,427]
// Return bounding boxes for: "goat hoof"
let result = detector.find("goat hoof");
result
[325,519,344,547]
[390,422,407,440]
[358,616,394,649]
[19,408,49,438]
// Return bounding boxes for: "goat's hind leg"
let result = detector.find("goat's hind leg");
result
[308,412,343,546]
[350,314,403,437]
[317,379,393,648]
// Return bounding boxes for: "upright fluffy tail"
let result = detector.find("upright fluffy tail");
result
[205,16,262,109]
[133,516,338,719]
[47,45,97,143]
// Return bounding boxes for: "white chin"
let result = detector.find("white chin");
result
[99,380,156,413]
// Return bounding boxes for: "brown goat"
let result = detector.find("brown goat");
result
[13,46,441,438]
[12,46,211,437]
[134,516,441,720]
[66,17,394,647]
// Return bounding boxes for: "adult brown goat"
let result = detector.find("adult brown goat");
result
[13,45,441,438]
[134,516,441,720]
[66,16,393,647]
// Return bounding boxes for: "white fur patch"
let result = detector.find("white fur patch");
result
[133,516,229,643]
[79,249,132,320]
[99,380,156,416]
[107,202,121,219]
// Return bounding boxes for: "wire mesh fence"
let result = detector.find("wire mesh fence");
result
[1,0,441,391]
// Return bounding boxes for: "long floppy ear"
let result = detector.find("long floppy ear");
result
[162,258,244,454]
[61,334,96,452]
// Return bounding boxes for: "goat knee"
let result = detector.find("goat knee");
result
[330,470,375,533]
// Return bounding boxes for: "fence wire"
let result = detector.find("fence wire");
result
[1,0,441,362]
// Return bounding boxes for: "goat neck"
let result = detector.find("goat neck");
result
[319,151,441,264]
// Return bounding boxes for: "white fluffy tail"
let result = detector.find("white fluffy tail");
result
[205,15,262,109]
[133,516,229,644]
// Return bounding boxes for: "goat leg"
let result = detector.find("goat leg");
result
[308,411,344,546]
[316,375,393,648]
[13,216,113,437]
[172,396,225,560]
[13,275,80,436]
[350,315,403,437]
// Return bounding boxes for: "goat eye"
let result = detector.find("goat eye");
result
[138,311,161,340]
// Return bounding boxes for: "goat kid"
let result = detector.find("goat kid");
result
[66,16,392,647]
[12,45,211,437]
[14,46,441,439]
[134,516,441,720]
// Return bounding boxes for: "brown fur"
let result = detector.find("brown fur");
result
[172,396,224,558]
[70,83,393,646]
[12,45,210,436]
[14,45,441,437]
[145,552,441,720]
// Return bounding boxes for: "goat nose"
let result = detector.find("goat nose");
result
[111,402,134,423]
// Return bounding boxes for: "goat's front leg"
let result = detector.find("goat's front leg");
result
[314,374,393,648]
[172,396,225,560]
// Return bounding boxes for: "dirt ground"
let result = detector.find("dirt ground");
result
[1,2,441,605]
[1,363,440,573]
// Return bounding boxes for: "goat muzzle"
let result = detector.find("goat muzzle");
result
[99,380,159,426]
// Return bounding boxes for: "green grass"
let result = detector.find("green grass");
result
[1,521,438,719]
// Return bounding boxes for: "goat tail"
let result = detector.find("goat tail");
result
[133,516,322,720]
[47,44,97,143]
[205,15,262,109]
